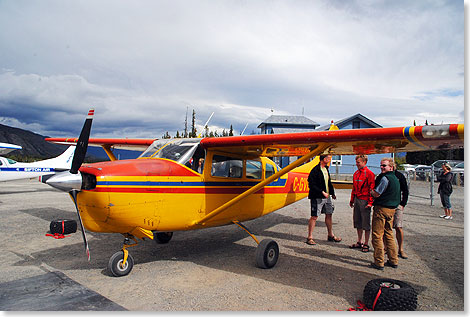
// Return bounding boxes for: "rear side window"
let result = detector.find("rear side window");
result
[246,160,262,179]
[211,155,243,178]
[265,163,275,179]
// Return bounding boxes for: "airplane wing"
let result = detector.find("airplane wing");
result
[0,142,22,155]
[46,124,463,157]
[45,138,156,152]
[199,124,464,157]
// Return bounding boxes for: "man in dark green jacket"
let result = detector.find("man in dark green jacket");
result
[370,157,401,270]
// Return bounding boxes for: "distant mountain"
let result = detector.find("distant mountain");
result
[0,123,140,161]
[0,123,69,158]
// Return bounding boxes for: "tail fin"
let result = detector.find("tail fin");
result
[41,146,76,170]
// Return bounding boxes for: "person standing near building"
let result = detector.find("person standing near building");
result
[369,157,401,270]
[306,154,342,245]
[349,155,375,253]
[438,162,454,220]
[393,163,409,259]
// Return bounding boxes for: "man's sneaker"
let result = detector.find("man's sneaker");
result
[439,215,446,218]
[444,216,453,220]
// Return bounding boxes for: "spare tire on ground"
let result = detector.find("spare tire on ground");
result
[50,219,77,235]
[363,278,418,311]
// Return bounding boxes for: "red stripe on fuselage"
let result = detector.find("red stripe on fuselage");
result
[87,172,310,195]
[80,158,199,177]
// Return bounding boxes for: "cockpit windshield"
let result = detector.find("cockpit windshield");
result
[139,138,202,164]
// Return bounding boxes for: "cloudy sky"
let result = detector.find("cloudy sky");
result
[0,0,464,139]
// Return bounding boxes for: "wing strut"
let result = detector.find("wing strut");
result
[194,142,331,226]
[101,144,117,161]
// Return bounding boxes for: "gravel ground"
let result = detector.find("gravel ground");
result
[0,178,465,311]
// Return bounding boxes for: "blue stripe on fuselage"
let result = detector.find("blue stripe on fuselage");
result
[0,167,55,172]
[97,178,287,187]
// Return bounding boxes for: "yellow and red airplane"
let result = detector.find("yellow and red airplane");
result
[45,109,464,276]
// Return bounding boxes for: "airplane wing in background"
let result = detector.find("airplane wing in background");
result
[45,138,156,152]
[0,142,22,155]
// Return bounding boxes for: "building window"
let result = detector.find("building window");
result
[331,155,342,166]
[352,121,360,129]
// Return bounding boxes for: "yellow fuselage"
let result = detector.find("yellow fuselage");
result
[77,153,318,239]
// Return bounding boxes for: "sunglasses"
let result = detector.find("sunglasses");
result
[380,164,389,167]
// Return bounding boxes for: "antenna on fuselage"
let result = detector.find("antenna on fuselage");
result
[240,123,248,135]
[199,112,215,138]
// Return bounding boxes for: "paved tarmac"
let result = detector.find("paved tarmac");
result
[0,178,465,311]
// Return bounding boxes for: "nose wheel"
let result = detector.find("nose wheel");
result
[108,251,134,277]
[108,236,137,277]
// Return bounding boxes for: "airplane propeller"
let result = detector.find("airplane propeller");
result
[70,109,94,174]
[70,189,90,261]
[47,109,94,261]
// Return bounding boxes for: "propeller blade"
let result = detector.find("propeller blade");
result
[70,109,94,174]
[70,190,90,261]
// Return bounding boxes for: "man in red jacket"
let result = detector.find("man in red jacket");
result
[349,155,375,252]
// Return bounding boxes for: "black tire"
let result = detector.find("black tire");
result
[108,251,134,277]
[153,232,173,244]
[50,219,77,234]
[363,278,417,311]
[255,239,279,269]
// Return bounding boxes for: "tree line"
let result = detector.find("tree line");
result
[161,109,235,139]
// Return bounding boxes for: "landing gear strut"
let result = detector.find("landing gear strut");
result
[108,235,138,277]
[233,221,279,269]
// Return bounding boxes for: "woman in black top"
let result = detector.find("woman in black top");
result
[438,162,453,220]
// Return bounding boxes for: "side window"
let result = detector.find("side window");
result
[211,155,243,178]
[246,160,262,179]
[265,163,275,179]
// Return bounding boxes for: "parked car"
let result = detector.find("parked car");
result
[452,161,464,185]
[400,164,417,172]
[415,160,463,180]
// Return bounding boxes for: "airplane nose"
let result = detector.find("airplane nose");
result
[46,171,83,191]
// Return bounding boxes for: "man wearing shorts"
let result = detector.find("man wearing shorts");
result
[349,155,375,253]
[393,163,409,259]
[306,154,341,245]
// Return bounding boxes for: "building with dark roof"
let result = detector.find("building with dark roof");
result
[316,113,382,131]
[258,113,387,174]
[258,115,319,134]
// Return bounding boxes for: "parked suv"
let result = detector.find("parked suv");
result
[452,161,464,185]
[415,160,463,180]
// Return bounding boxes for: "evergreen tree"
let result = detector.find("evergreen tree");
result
[176,131,180,138]
[229,125,233,136]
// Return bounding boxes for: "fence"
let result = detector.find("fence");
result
[329,163,464,206]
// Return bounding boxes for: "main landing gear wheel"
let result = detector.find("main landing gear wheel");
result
[108,251,134,277]
[153,232,173,244]
[255,239,279,269]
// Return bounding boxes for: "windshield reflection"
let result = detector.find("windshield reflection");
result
[139,138,201,164]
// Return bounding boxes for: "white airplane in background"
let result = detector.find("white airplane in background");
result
[0,144,76,182]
